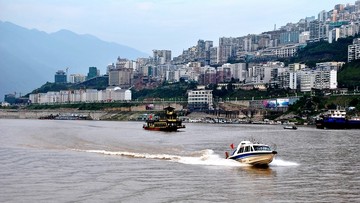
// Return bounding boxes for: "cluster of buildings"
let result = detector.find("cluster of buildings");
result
[26,2,358,108]
[29,87,131,104]
[55,67,99,84]
[172,1,360,66]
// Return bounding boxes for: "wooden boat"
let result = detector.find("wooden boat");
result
[143,106,185,131]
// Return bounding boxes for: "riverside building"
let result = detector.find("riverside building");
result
[187,90,214,111]
[29,87,131,104]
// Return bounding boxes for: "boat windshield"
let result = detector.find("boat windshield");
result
[253,146,271,151]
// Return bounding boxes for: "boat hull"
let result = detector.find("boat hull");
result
[347,120,360,129]
[284,126,297,130]
[143,126,182,132]
[229,152,275,166]
[143,106,185,132]
[316,118,360,129]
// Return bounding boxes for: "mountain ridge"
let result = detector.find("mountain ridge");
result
[0,21,149,101]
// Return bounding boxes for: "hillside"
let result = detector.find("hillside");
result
[20,34,360,101]
[27,76,109,96]
[0,21,149,101]
[338,60,360,89]
[281,37,354,67]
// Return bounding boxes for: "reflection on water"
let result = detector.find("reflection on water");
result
[240,165,275,177]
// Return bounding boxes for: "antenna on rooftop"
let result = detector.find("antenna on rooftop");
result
[274,24,276,31]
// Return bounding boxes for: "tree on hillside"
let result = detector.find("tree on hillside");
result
[338,60,360,90]
[281,38,353,67]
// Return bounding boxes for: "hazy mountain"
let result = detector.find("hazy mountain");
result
[0,21,149,101]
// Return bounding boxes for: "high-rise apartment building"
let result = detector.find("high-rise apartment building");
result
[318,10,330,22]
[108,57,133,88]
[69,74,86,83]
[314,70,337,90]
[87,67,99,80]
[348,38,360,62]
[299,31,310,44]
[199,66,217,85]
[277,71,297,90]
[153,50,171,65]
[300,71,316,92]
[230,63,247,82]
[209,47,218,65]
[55,70,67,83]
[218,37,242,64]
[279,31,300,44]
[299,69,337,92]
[289,63,306,72]
[316,62,345,71]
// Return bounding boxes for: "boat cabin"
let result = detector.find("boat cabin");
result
[234,141,271,155]
[325,109,346,118]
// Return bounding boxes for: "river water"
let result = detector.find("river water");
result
[0,119,359,202]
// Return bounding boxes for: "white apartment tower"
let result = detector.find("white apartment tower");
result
[348,38,360,62]
[299,69,337,92]
[300,71,316,92]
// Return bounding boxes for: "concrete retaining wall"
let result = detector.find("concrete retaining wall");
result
[0,109,107,120]
[0,103,184,120]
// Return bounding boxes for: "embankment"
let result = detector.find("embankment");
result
[0,109,107,120]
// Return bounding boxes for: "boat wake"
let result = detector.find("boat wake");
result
[74,149,298,167]
[270,158,299,166]
[75,149,242,167]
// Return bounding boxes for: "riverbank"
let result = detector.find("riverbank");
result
[0,109,180,121]
[0,109,302,126]
[0,109,108,120]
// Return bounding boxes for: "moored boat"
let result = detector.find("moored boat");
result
[39,113,92,120]
[347,117,360,129]
[143,106,185,131]
[225,141,277,166]
[316,109,360,129]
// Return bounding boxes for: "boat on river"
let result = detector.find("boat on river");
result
[315,109,360,129]
[143,106,185,131]
[39,113,92,120]
[225,141,277,166]
[283,125,297,130]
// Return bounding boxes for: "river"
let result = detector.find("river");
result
[0,119,359,202]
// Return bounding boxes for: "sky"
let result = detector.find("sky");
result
[0,0,353,56]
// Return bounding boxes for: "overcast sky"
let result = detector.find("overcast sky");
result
[0,0,353,56]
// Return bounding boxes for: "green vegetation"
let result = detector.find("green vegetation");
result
[27,76,108,96]
[22,35,359,111]
[209,83,300,100]
[288,95,360,117]
[132,81,197,100]
[338,60,360,89]
[281,37,353,67]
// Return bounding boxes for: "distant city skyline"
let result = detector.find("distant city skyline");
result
[0,0,353,56]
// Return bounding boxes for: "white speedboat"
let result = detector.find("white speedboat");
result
[225,141,277,166]
[283,125,297,130]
